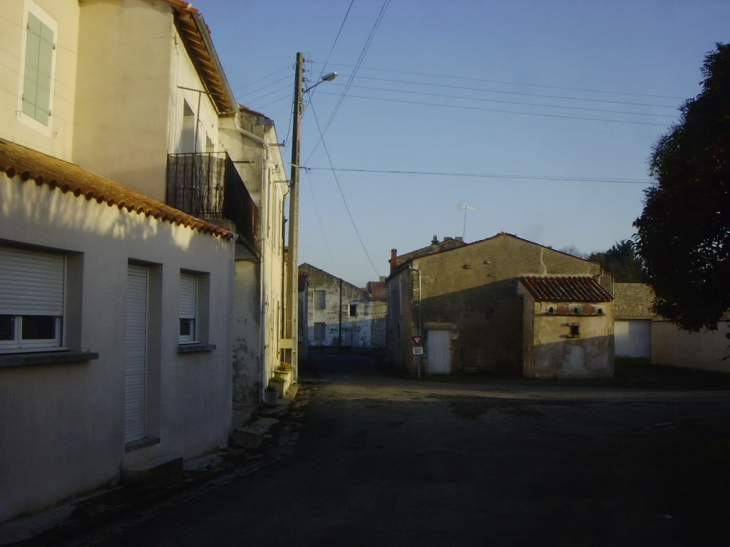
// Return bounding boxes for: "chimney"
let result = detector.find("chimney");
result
[390,249,398,273]
[431,235,439,245]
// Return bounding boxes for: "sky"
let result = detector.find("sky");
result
[191,0,729,287]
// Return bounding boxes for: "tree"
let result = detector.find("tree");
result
[634,43,730,331]
[587,240,646,283]
[558,245,587,259]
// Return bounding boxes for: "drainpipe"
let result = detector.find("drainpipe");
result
[233,113,273,402]
[408,263,422,378]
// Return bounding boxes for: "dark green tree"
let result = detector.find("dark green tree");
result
[634,43,730,331]
[587,240,646,283]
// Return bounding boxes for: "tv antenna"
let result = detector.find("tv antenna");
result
[458,204,477,240]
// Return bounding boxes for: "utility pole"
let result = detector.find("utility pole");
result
[285,52,304,378]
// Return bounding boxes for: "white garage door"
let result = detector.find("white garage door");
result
[615,320,651,359]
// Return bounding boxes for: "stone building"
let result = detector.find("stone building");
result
[386,233,613,376]
[299,264,387,349]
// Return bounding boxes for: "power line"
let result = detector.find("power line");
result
[315,91,669,126]
[326,82,677,118]
[304,167,654,185]
[347,75,680,109]
[307,0,392,162]
[308,102,381,278]
[310,62,687,101]
[315,0,355,82]
[232,66,290,93]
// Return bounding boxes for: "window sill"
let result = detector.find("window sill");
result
[0,350,99,368]
[125,437,161,453]
[177,343,216,354]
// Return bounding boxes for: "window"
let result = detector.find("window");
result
[349,304,357,317]
[179,272,198,343]
[0,245,64,352]
[315,290,326,310]
[314,322,325,344]
[21,7,56,127]
[569,324,580,338]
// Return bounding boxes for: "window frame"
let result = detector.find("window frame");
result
[0,245,66,354]
[315,290,326,310]
[178,272,198,345]
[17,2,57,134]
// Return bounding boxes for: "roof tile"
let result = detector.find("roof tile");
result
[520,276,613,303]
[0,138,233,239]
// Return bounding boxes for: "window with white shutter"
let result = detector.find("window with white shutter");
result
[179,272,198,344]
[0,245,65,352]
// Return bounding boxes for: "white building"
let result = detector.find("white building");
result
[299,264,387,350]
[0,0,288,522]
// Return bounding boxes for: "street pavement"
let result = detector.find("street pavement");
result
[28,352,730,545]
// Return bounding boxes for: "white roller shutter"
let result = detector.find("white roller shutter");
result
[125,264,148,443]
[179,273,197,343]
[179,273,197,318]
[0,246,64,316]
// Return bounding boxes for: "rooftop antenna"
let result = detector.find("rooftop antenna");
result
[458,204,477,240]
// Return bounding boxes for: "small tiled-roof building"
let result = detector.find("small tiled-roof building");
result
[518,276,614,378]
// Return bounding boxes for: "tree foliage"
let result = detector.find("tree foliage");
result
[634,43,730,331]
[587,240,646,283]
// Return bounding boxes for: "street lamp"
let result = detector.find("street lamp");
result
[285,53,337,378]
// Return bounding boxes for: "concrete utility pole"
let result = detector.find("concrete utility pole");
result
[284,53,337,378]
[285,52,304,378]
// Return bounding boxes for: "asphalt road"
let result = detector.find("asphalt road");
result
[67,352,730,546]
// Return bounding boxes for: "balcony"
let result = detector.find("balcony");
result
[166,152,258,248]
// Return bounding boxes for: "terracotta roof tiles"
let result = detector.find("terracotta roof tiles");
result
[0,138,233,239]
[520,276,613,303]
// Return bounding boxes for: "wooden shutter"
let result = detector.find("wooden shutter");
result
[23,12,54,125]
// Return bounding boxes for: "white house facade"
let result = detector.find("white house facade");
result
[0,0,289,523]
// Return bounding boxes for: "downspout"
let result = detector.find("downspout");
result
[408,263,422,378]
[234,113,272,402]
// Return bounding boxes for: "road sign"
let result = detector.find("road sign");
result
[412,347,424,355]
[412,336,423,346]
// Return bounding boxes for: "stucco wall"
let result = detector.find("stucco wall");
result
[652,321,730,373]
[521,296,614,378]
[386,266,417,375]
[394,234,607,375]
[0,174,233,522]
[74,0,205,201]
[0,0,79,160]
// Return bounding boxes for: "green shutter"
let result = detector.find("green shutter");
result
[22,12,54,125]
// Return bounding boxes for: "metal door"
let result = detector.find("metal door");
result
[427,330,451,374]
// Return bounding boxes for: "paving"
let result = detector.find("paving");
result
[3,354,730,546]
[0,387,308,547]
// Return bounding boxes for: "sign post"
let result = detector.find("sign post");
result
[412,335,424,378]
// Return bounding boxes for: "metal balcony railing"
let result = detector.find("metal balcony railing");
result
[166,152,258,248]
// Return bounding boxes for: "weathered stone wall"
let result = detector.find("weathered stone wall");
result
[390,234,609,376]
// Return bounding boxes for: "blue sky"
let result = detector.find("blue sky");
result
[192,0,729,287]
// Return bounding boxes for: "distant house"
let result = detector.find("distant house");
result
[386,233,614,377]
[299,264,387,349]
[518,276,614,378]
[614,283,730,373]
